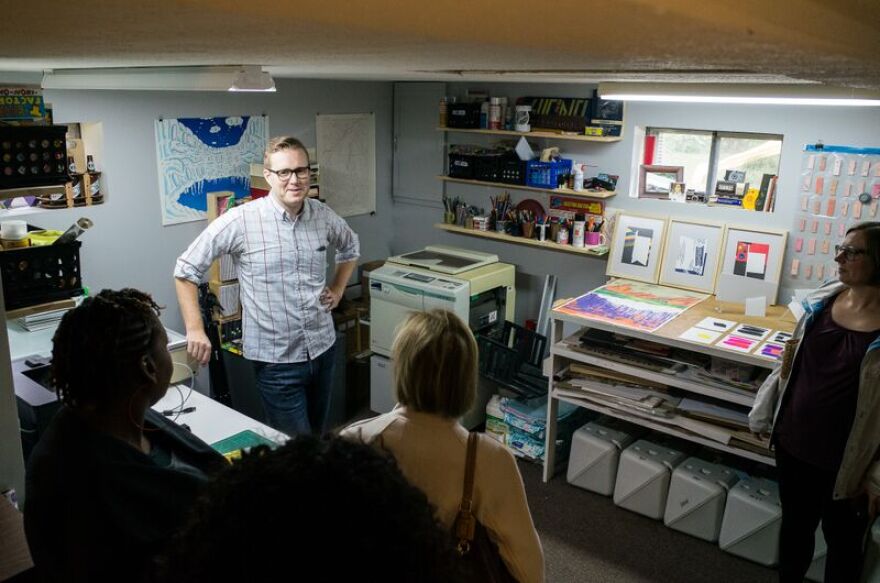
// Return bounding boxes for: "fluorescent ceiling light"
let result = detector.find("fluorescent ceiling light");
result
[42,65,275,92]
[598,82,880,107]
[228,67,276,92]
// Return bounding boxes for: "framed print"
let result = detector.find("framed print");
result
[607,212,669,284]
[639,165,684,199]
[717,225,788,304]
[659,219,726,293]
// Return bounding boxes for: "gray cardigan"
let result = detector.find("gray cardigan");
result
[749,279,880,499]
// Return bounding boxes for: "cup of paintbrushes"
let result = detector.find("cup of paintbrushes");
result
[521,221,535,239]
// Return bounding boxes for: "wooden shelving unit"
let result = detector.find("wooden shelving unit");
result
[552,390,775,466]
[434,223,608,258]
[438,127,622,143]
[438,176,616,199]
[541,293,797,482]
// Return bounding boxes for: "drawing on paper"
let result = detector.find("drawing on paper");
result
[555,280,707,332]
[621,226,654,267]
[674,236,708,276]
[316,113,376,218]
[733,241,769,279]
[155,116,268,225]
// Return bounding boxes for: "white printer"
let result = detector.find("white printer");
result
[369,245,515,357]
[368,246,516,421]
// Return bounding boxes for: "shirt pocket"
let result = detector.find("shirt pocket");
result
[306,243,328,283]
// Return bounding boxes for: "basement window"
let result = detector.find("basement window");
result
[642,128,783,209]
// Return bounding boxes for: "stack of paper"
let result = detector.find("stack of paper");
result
[18,308,70,332]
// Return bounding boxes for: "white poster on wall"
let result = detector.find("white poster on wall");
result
[316,113,376,217]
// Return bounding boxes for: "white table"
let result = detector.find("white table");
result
[153,386,287,446]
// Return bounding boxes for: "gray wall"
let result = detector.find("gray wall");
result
[0,77,394,491]
[392,82,880,322]
[28,78,394,334]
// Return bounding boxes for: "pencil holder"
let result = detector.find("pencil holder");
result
[443,211,455,224]
[521,221,535,239]
[549,222,561,242]
[536,224,548,241]
[495,220,509,234]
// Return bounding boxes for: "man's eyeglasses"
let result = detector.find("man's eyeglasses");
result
[834,245,867,261]
[266,166,310,181]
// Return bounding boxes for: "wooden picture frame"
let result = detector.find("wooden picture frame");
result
[716,225,788,304]
[639,165,684,199]
[606,212,669,284]
[658,218,726,294]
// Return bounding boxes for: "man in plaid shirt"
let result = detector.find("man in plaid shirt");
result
[174,136,359,435]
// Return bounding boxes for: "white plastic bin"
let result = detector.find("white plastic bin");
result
[567,417,640,496]
[719,477,782,567]
[663,457,739,542]
[613,438,687,520]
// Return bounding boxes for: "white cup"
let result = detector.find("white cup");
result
[0,220,27,241]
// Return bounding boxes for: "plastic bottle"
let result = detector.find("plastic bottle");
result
[515,105,531,132]
[572,213,586,248]
[438,97,448,128]
[488,97,502,130]
[480,101,489,129]
[573,163,584,192]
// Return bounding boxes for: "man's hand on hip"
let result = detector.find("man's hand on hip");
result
[186,329,212,365]
[320,286,343,312]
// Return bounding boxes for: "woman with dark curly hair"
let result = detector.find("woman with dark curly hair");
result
[24,288,227,583]
[158,435,467,583]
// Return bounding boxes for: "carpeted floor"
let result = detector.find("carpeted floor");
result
[517,460,777,583]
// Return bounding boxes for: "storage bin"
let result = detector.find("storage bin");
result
[447,102,482,129]
[526,159,572,189]
[474,153,503,182]
[448,153,476,179]
[0,239,83,310]
[0,125,70,190]
[613,438,687,519]
[567,416,641,496]
[719,477,782,567]
[663,457,740,542]
[498,159,526,185]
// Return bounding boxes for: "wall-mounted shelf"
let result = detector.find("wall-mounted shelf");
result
[437,127,622,143]
[435,223,608,258]
[438,176,616,200]
[0,184,66,201]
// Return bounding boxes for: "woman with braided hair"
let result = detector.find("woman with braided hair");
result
[24,288,227,583]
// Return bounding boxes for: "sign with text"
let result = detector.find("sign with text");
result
[0,87,46,121]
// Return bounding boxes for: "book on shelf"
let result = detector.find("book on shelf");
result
[754,173,775,212]
[708,196,743,207]
[764,175,778,212]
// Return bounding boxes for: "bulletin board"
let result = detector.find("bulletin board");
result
[783,144,880,291]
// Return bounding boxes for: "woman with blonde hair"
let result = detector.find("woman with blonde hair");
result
[342,309,544,583]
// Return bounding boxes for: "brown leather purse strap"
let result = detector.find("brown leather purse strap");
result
[461,432,478,510]
[455,432,479,550]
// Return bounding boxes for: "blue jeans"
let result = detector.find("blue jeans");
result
[252,345,336,436]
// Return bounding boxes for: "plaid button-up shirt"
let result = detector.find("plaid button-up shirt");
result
[174,195,360,363]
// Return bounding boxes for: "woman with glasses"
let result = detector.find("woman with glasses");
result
[751,221,880,582]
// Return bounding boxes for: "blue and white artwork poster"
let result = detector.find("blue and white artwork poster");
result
[155,115,268,225]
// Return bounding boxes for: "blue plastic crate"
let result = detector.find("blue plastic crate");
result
[526,159,572,189]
